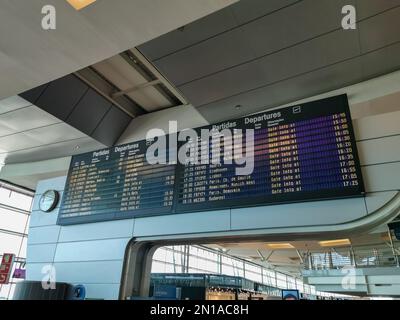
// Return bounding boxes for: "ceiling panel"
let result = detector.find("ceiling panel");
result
[360,41,400,79]
[154,27,257,86]
[356,0,400,19]
[138,0,305,61]
[0,106,60,137]
[358,6,400,53]
[18,84,48,106]
[139,0,400,127]
[139,8,238,61]
[1,137,105,165]
[66,88,112,136]
[0,0,236,99]
[0,132,42,153]
[196,58,364,122]
[230,0,299,24]
[92,56,172,111]
[179,29,360,106]
[243,0,356,58]
[35,74,89,121]
[127,87,171,112]
[0,125,15,138]
[26,123,86,145]
[21,73,134,147]
[0,95,31,115]
[0,93,105,167]
[0,123,85,153]
[153,0,357,87]
[92,107,132,146]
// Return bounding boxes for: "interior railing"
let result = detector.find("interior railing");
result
[303,245,400,270]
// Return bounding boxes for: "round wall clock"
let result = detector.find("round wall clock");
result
[39,190,59,212]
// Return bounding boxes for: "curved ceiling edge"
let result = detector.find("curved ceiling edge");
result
[135,192,400,243]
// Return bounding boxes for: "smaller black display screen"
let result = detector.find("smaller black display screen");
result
[58,139,176,225]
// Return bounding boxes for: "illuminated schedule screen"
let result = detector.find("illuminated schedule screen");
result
[58,139,176,225]
[58,95,364,225]
[176,95,364,212]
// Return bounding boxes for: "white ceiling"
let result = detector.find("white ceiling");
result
[0,0,237,186]
[0,95,106,166]
[0,0,236,100]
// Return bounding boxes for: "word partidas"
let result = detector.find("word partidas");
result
[146,121,255,175]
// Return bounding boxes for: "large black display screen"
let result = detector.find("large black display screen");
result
[58,95,364,225]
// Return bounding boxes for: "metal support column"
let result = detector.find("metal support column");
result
[119,241,160,299]
[328,250,334,269]
[350,247,356,267]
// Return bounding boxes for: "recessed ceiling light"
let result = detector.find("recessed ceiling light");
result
[266,243,294,249]
[74,145,80,150]
[318,239,351,247]
[235,105,242,110]
[66,0,97,11]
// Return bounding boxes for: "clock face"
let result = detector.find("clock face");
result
[39,190,59,212]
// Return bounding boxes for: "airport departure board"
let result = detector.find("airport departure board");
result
[58,95,364,225]
[175,95,364,212]
[58,139,176,225]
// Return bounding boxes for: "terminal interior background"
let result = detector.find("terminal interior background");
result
[1,0,400,300]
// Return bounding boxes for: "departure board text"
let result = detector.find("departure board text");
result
[58,94,364,225]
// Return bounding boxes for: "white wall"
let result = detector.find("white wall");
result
[118,104,209,143]
[27,176,133,300]
[26,97,400,299]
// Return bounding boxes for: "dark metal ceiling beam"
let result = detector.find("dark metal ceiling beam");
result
[74,67,146,117]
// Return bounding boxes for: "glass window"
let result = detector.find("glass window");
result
[276,273,287,289]
[0,188,32,211]
[18,237,28,260]
[189,256,218,273]
[188,268,204,273]
[245,263,260,273]
[287,277,297,289]
[151,245,324,299]
[245,263,262,282]
[246,271,262,282]
[296,279,304,292]
[0,184,33,300]
[0,233,25,255]
[221,264,234,276]
[153,248,168,261]
[0,207,29,234]
[151,261,167,273]
[221,256,234,265]
[262,269,276,286]
[311,286,317,295]
[0,284,10,300]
